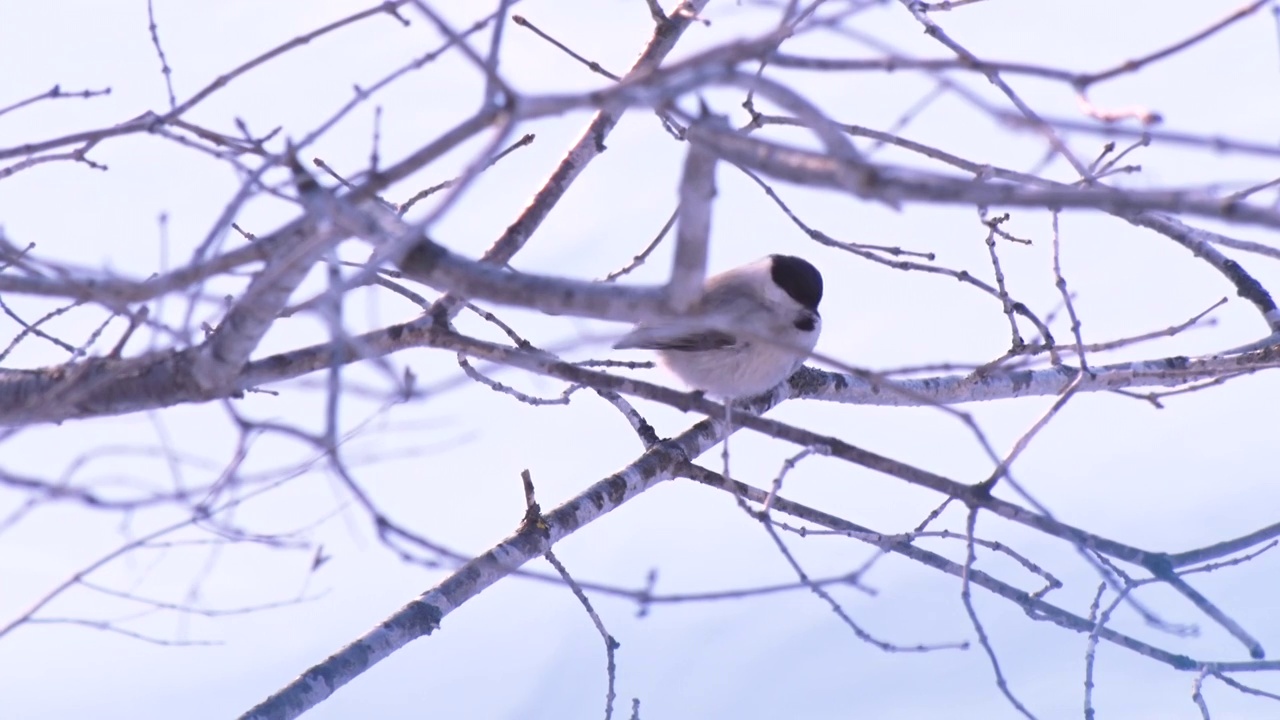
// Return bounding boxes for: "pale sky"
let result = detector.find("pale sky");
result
[2,1,1279,719]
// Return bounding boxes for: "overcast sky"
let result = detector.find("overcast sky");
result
[2,1,1280,719]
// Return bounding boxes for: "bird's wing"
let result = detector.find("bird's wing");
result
[613,325,738,351]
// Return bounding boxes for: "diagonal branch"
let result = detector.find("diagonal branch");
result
[423,0,715,321]
[238,411,734,720]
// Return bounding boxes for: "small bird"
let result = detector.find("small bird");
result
[614,255,823,398]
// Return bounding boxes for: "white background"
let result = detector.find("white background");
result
[2,1,1279,718]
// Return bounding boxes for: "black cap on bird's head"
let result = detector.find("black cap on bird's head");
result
[769,255,823,311]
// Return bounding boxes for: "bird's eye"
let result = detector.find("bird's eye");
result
[794,314,816,332]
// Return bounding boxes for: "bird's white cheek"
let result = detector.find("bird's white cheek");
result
[805,320,822,351]
[788,316,821,355]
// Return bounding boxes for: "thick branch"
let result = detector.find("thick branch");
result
[681,121,1280,229]
[425,0,715,320]
[238,412,734,720]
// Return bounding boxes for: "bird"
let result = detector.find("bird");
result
[614,254,823,399]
